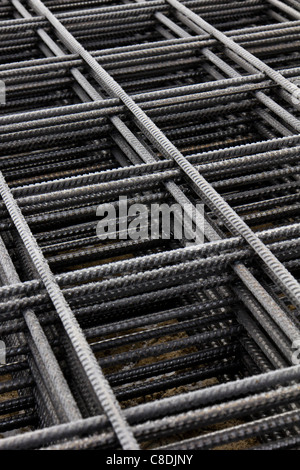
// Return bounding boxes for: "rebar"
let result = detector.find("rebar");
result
[0,0,300,451]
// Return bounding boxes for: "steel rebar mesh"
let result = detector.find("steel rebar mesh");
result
[0,0,299,450]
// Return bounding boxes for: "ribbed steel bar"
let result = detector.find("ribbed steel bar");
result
[0,0,300,451]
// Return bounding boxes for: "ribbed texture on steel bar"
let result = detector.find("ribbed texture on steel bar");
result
[0,0,300,451]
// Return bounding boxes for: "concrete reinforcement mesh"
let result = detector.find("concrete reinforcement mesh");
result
[0,0,300,450]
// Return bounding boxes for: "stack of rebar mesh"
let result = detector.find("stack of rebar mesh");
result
[0,0,300,450]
